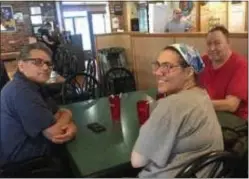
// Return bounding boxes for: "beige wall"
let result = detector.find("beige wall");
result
[95,32,248,90]
[132,36,174,89]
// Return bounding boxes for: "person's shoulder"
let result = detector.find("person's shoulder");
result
[231,52,248,66]
[160,90,194,107]
[201,54,210,64]
[156,90,205,119]
[1,80,20,105]
[1,80,18,96]
[2,79,35,99]
[167,89,209,105]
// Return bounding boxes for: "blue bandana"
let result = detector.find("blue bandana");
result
[167,43,205,73]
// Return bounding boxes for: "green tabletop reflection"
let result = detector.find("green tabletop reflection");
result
[63,88,245,177]
[63,89,157,177]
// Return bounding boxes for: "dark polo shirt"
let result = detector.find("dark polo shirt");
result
[0,71,59,166]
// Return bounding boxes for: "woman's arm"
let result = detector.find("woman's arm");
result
[131,151,149,168]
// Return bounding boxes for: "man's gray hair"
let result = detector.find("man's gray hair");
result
[18,42,53,61]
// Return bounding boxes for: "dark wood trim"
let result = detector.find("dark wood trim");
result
[95,32,248,38]
[196,1,200,32]
[245,1,248,31]
[1,52,20,61]
[62,4,106,13]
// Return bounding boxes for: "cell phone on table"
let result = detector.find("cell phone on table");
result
[87,122,106,133]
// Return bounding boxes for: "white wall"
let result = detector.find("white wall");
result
[149,4,173,33]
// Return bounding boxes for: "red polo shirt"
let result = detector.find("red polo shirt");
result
[199,52,248,120]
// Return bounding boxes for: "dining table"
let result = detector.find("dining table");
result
[62,88,246,177]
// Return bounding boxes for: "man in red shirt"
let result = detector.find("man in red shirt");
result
[199,25,248,120]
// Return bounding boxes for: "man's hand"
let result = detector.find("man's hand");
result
[54,112,61,120]
[54,109,72,127]
[43,109,74,143]
[52,122,77,144]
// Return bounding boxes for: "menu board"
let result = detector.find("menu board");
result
[228,1,246,32]
[200,2,227,32]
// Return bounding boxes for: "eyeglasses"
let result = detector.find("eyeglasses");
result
[23,58,53,69]
[152,61,181,73]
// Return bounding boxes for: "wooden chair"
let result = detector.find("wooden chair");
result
[175,151,239,178]
[62,72,102,104]
[104,67,136,96]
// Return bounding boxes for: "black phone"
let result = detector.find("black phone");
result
[87,122,106,133]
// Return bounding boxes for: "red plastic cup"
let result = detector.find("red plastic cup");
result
[109,95,121,121]
[156,93,165,100]
[137,100,150,125]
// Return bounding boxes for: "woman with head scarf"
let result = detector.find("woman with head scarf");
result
[131,43,224,178]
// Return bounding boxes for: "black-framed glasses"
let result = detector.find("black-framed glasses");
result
[23,58,53,69]
[151,61,181,73]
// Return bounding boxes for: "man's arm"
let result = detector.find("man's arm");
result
[214,60,247,113]
[212,95,241,113]
[51,122,77,144]
[54,108,73,126]
[16,88,76,144]
[42,121,77,144]
[43,108,76,144]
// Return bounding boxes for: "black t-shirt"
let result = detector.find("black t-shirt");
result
[0,61,10,91]
[38,28,56,50]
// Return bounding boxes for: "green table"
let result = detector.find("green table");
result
[63,88,246,177]
[63,89,157,177]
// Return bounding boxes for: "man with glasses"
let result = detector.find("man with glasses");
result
[164,8,192,33]
[0,42,77,176]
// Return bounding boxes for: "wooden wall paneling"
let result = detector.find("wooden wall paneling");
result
[229,37,248,58]
[196,1,200,32]
[175,36,248,57]
[95,32,248,89]
[132,37,174,90]
[174,37,207,55]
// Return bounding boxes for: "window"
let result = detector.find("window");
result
[30,15,43,25]
[92,14,106,34]
[64,18,75,34]
[30,6,41,15]
[63,11,87,17]
[30,6,43,35]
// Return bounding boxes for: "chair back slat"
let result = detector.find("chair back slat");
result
[62,72,101,104]
[104,67,136,96]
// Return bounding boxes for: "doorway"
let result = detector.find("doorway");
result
[63,10,110,57]
[63,11,92,51]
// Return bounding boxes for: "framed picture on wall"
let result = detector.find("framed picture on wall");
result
[179,1,194,17]
[0,5,16,32]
